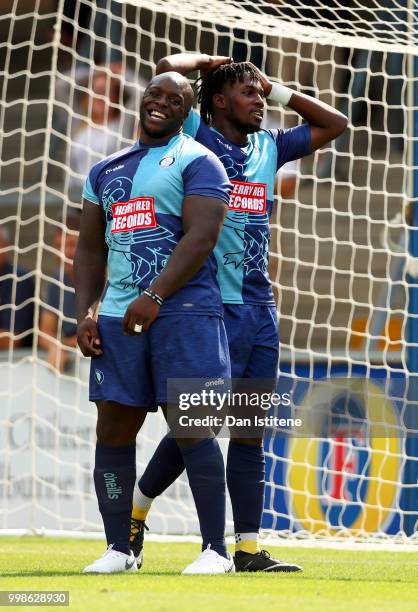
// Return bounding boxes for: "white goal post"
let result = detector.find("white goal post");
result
[0,0,417,544]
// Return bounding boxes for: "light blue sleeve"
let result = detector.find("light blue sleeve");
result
[82,175,99,205]
[183,109,201,138]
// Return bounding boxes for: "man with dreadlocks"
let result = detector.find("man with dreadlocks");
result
[130,54,347,573]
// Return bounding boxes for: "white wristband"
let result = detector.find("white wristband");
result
[269,82,293,106]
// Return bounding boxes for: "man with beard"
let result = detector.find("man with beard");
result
[131,55,347,572]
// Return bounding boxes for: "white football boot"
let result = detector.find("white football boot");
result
[83,544,138,574]
[182,545,235,575]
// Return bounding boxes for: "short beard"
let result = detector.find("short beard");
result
[230,115,262,136]
[241,123,261,135]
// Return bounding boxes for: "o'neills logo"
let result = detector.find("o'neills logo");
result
[229,180,267,213]
[104,472,122,500]
[111,196,157,233]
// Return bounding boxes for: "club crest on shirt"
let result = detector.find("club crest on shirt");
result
[159,156,175,167]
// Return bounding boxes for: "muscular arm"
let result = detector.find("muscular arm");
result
[151,195,227,297]
[74,199,107,322]
[248,62,348,152]
[156,53,231,77]
[122,195,228,333]
[73,199,108,356]
[286,92,348,152]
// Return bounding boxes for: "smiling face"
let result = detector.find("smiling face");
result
[140,73,194,142]
[215,74,265,134]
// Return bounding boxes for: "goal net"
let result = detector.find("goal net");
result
[0,0,417,543]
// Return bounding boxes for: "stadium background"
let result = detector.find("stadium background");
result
[0,0,417,543]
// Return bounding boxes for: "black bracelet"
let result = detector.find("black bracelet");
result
[143,288,164,306]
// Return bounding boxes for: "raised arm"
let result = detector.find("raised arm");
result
[156,53,232,77]
[248,62,348,152]
[73,199,108,356]
[285,92,347,152]
[122,195,228,334]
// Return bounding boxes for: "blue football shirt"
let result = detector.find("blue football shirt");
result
[183,111,311,304]
[83,132,231,318]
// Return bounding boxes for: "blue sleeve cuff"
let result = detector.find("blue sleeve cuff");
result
[183,154,231,204]
[185,187,230,205]
[272,123,312,169]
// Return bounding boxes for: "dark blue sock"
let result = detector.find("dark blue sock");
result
[94,442,136,555]
[138,434,185,498]
[181,438,227,558]
[227,441,265,534]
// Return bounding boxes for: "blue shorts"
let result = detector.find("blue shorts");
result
[223,304,279,379]
[89,314,231,409]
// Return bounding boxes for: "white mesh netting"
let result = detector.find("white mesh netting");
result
[0,0,416,543]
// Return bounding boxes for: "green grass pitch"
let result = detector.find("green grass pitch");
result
[0,537,417,611]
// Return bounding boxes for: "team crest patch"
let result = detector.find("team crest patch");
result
[229,181,267,214]
[159,156,175,167]
[95,369,104,384]
[111,196,157,233]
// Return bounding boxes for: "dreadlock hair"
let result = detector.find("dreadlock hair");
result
[195,62,262,126]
